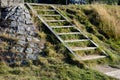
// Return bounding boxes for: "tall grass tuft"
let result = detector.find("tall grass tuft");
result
[84,4,120,39]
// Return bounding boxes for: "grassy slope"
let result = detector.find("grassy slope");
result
[0,4,120,80]
[57,4,120,65]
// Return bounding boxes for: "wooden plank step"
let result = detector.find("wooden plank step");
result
[36,9,55,12]
[41,15,61,17]
[57,32,80,35]
[64,39,89,43]
[51,26,74,28]
[45,20,66,22]
[105,70,120,79]
[71,47,97,51]
[80,55,106,61]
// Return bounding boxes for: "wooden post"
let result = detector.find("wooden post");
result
[66,0,68,5]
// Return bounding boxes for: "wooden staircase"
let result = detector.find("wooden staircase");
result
[27,3,108,61]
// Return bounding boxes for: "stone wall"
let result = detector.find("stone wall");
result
[0,0,24,8]
[0,5,44,65]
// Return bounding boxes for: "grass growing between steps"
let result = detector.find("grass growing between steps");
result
[57,4,120,66]
[37,10,58,15]
[59,34,87,40]
[74,49,103,56]
[53,27,79,33]
[0,8,117,80]
[32,5,53,10]
[47,21,71,26]
[66,41,96,48]
[42,16,64,20]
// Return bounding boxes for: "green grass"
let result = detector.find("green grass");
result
[59,34,87,40]
[66,41,96,48]
[32,5,53,10]
[47,21,71,26]
[42,16,64,20]
[75,49,103,56]
[0,4,119,80]
[37,10,58,15]
[53,27,79,33]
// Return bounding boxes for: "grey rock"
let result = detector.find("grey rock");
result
[33,37,40,42]
[25,19,33,25]
[40,44,45,49]
[29,43,35,48]
[15,12,21,16]
[27,36,33,41]
[17,16,24,22]
[17,26,26,34]
[24,9,30,14]
[17,36,26,41]
[10,21,17,27]
[25,48,33,54]
[9,15,17,21]
[13,46,24,53]
[9,29,16,33]
[9,34,16,37]
[33,49,41,54]
[17,30,25,35]
[29,31,35,36]
[26,54,37,60]
[26,27,33,31]
[17,53,24,58]
[17,40,26,46]
[25,13,31,19]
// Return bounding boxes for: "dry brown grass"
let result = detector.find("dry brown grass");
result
[90,4,120,39]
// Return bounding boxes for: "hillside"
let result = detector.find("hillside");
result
[0,4,120,80]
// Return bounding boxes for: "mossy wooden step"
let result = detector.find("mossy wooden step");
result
[57,32,80,35]
[71,47,97,51]
[94,65,120,79]
[41,15,61,17]
[79,55,106,61]
[51,26,74,28]
[45,20,66,22]
[64,39,89,42]
[36,9,55,12]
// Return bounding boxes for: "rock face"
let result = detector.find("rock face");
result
[0,5,44,65]
[0,0,24,8]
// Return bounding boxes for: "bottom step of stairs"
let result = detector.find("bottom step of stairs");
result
[79,55,106,61]
[93,65,120,80]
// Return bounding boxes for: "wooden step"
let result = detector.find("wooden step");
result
[71,47,97,51]
[64,39,89,43]
[57,32,80,35]
[41,15,61,17]
[51,26,74,28]
[45,20,66,22]
[36,9,55,12]
[80,55,106,61]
